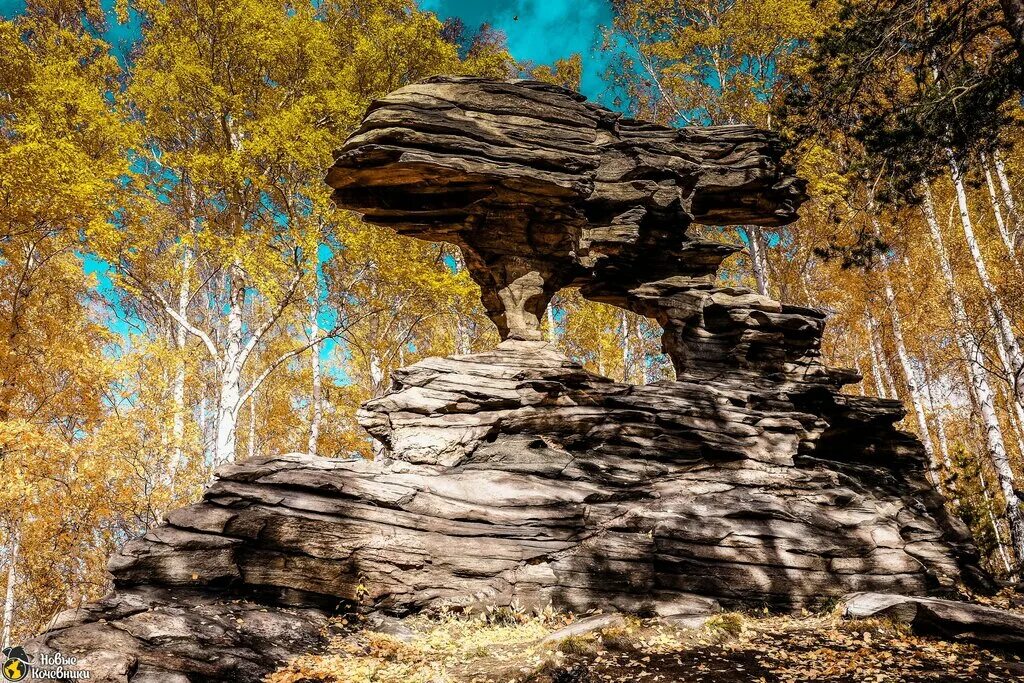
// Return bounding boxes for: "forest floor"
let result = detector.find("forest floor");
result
[266,602,1024,683]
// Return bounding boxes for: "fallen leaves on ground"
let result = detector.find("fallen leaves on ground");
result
[266,608,1024,683]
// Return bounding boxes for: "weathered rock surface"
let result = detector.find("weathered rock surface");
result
[328,75,807,348]
[842,592,1024,650]
[27,77,1007,680]
[29,587,332,682]
[29,342,992,680]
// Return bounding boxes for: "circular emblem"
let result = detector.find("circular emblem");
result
[1,647,30,682]
[1,657,27,682]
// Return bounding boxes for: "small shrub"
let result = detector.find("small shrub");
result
[556,634,596,655]
[705,612,745,637]
[598,626,636,651]
[483,600,528,626]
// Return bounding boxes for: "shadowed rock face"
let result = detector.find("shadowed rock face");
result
[328,76,806,344]
[27,78,998,682]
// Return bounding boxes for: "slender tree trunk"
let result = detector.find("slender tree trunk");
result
[964,369,1017,574]
[994,150,1021,240]
[867,312,899,399]
[881,277,939,481]
[308,293,322,456]
[215,369,240,465]
[982,153,1017,257]
[1007,391,1024,455]
[547,302,557,343]
[923,181,1024,567]
[170,250,191,479]
[2,526,19,649]
[980,470,1016,574]
[370,351,385,460]
[934,410,953,472]
[620,310,631,383]
[923,360,955,472]
[743,226,770,296]
[634,322,648,384]
[198,394,208,464]
[867,319,889,399]
[988,307,1024,431]
[214,263,245,464]
[948,154,1024,401]
[247,394,256,461]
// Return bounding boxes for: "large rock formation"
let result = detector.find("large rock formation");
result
[28,78,998,681]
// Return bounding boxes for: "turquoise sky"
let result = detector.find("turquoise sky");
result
[420,0,616,104]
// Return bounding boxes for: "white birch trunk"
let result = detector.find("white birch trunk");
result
[620,310,631,383]
[308,291,322,456]
[198,395,209,465]
[866,210,939,481]
[882,280,939,480]
[923,360,955,472]
[866,312,898,399]
[934,411,954,472]
[370,352,386,460]
[214,264,245,464]
[1002,387,1024,461]
[247,395,256,461]
[980,470,1015,574]
[456,318,472,355]
[982,153,1016,256]
[994,150,1021,239]
[2,526,19,649]
[986,308,1024,441]
[743,226,770,296]
[547,303,557,343]
[948,154,1024,401]
[634,322,648,385]
[923,180,1024,567]
[169,250,191,479]
[215,367,240,464]
[867,321,889,399]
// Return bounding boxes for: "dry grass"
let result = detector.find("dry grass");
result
[266,606,1024,683]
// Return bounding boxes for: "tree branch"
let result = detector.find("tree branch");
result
[127,272,220,362]
[238,255,304,368]
[235,306,385,413]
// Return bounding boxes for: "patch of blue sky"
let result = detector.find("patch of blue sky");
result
[419,0,622,108]
[80,251,144,344]
[1,0,143,65]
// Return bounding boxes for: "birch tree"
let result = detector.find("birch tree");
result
[920,181,1024,566]
[947,155,1024,404]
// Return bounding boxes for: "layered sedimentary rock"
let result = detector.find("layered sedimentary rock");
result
[29,342,987,680]
[328,76,807,353]
[29,77,998,681]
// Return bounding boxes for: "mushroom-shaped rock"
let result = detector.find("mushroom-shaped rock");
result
[328,76,807,344]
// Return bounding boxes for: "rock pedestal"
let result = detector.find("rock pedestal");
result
[27,78,999,681]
